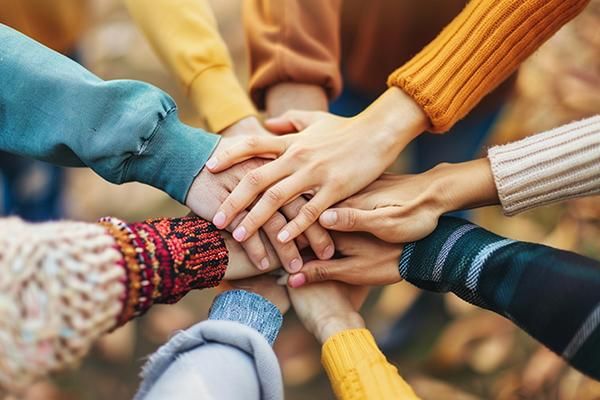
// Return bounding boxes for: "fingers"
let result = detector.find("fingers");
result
[227,211,271,271]
[287,259,350,288]
[319,207,384,233]
[277,190,333,244]
[206,136,287,173]
[288,257,401,287]
[212,162,291,231]
[265,110,326,134]
[281,197,335,260]
[261,212,304,274]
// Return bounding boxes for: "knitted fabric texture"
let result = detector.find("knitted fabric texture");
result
[0,216,228,396]
[99,216,228,326]
[0,217,124,395]
[208,290,283,346]
[321,328,420,400]
[488,115,600,216]
[400,217,600,379]
[387,0,590,132]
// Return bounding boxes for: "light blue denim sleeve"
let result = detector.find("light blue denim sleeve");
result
[0,24,220,203]
[135,290,284,400]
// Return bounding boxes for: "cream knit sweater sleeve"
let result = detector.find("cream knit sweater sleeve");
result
[487,115,600,216]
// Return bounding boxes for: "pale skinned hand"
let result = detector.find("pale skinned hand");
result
[288,281,368,344]
[287,232,403,288]
[319,160,500,243]
[186,120,335,273]
[207,88,428,248]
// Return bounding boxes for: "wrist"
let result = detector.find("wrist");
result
[265,82,328,117]
[316,312,365,344]
[358,87,429,152]
[430,159,500,214]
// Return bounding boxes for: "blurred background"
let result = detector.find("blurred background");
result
[1,0,599,399]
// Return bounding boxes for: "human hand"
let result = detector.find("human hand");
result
[197,119,335,271]
[287,232,403,288]
[265,82,328,118]
[206,87,429,246]
[221,275,290,315]
[319,160,499,243]
[288,281,368,344]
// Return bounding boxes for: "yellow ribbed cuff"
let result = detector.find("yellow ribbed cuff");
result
[322,329,420,400]
[322,328,384,382]
[189,65,258,133]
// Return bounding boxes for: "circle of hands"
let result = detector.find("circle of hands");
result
[184,96,438,339]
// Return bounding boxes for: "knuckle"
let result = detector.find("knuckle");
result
[313,265,329,282]
[301,203,321,222]
[344,210,358,229]
[265,186,285,204]
[245,136,259,148]
[242,241,265,260]
[246,170,263,187]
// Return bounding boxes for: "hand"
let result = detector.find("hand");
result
[206,118,335,270]
[207,87,428,246]
[265,82,328,118]
[221,275,290,315]
[187,158,307,272]
[287,232,403,288]
[319,160,499,243]
[288,281,368,344]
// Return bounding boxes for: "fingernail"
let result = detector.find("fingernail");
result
[233,226,247,242]
[321,210,338,226]
[322,245,334,259]
[260,257,270,270]
[206,158,218,170]
[288,273,306,288]
[289,258,302,273]
[277,230,290,243]
[213,211,226,228]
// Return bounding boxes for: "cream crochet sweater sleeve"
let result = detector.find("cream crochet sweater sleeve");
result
[488,115,600,216]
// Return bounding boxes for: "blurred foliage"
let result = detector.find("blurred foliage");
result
[4,0,599,399]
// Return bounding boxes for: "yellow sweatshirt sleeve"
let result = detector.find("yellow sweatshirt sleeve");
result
[125,0,257,132]
[388,0,590,133]
[322,329,420,400]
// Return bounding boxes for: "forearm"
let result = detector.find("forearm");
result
[0,216,228,395]
[400,216,600,379]
[0,24,219,203]
[243,0,342,109]
[321,329,420,400]
[488,115,600,215]
[125,0,256,132]
[136,290,284,400]
[388,0,590,132]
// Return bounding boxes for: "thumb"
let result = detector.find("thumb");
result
[265,110,324,134]
[319,207,385,233]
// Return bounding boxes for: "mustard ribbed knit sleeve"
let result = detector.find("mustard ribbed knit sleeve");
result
[388,0,590,132]
[322,329,420,400]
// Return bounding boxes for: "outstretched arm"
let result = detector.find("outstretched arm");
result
[400,216,600,379]
[0,216,277,395]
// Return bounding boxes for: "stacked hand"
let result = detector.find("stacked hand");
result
[186,116,335,274]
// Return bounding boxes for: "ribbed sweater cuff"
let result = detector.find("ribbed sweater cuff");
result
[321,329,384,380]
[208,290,283,346]
[488,116,600,216]
[387,0,589,132]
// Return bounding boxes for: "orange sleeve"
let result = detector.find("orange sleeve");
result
[243,0,343,109]
[388,0,590,132]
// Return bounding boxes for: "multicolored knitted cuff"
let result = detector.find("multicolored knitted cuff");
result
[99,216,228,326]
